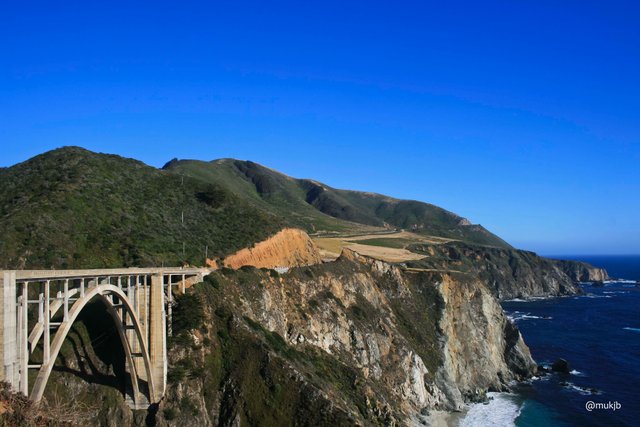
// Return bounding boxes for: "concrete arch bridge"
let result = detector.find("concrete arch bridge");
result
[0,268,208,409]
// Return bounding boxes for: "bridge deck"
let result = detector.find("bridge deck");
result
[4,267,210,281]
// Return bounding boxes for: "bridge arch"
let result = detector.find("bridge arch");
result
[29,284,156,406]
[2,267,208,408]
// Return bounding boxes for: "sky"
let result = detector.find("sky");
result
[1,1,639,254]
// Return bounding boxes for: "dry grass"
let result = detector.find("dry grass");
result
[341,243,426,262]
[313,230,454,262]
[0,382,96,427]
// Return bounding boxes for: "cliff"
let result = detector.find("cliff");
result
[46,249,535,425]
[552,259,609,282]
[158,250,534,425]
[222,228,322,269]
[406,242,604,300]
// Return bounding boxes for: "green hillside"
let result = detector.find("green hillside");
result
[0,148,283,269]
[165,158,512,248]
[0,148,511,270]
[162,158,368,234]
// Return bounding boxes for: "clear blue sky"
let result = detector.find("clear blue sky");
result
[1,1,639,254]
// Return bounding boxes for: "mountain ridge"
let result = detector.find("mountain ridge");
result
[164,157,512,248]
[0,147,284,269]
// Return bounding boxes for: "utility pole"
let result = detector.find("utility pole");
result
[180,174,185,262]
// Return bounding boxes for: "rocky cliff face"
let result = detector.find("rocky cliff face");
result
[152,249,535,425]
[42,250,536,426]
[221,228,322,269]
[436,274,537,408]
[406,243,604,300]
[552,259,609,282]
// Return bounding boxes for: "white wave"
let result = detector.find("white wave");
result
[582,294,612,299]
[604,279,636,284]
[570,370,583,376]
[506,296,553,301]
[562,382,599,395]
[524,375,548,384]
[603,291,629,294]
[460,393,522,427]
[623,327,640,333]
[507,311,552,322]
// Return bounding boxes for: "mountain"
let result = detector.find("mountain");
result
[163,158,512,248]
[0,147,283,269]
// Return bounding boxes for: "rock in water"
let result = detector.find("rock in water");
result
[551,358,571,374]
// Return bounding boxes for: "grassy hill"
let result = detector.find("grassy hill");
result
[162,158,369,234]
[0,148,511,269]
[165,158,512,248]
[0,147,283,269]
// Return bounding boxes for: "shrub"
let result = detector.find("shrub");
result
[163,407,178,420]
[167,365,186,383]
[172,293,204,333]
[204,274,220,289]
[179,397,199,416]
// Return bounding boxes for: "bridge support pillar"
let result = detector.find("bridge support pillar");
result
[1,271,18,389]
[132,280,148,383]
[149,273,166,403]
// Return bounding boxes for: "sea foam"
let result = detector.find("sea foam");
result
[507,311,551,322]
[460,393,522,427]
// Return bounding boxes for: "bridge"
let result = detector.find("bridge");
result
[0,267,209,409]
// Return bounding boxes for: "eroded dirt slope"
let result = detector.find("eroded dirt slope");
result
[222,228,322,269]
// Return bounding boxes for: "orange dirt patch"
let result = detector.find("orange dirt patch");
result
[224,228,322,269]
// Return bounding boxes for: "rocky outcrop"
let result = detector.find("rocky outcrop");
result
[436,274,537,408]
[407,243,609,300]
[222,228,322,269]
[552,260,609,282]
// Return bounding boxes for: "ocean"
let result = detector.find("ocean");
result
[460,255,640,427]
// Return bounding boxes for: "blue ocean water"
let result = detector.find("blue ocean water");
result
[501,255,640,427]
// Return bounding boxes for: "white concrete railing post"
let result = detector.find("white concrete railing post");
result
[143,277,149,342]
[43,280,50,365]
[63,279,69,322]
[19,282,28,395]
[166,274,173,338]
[38,293,44,324]
[1,271,18,389]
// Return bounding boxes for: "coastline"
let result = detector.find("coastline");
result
[424,392,523,427]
